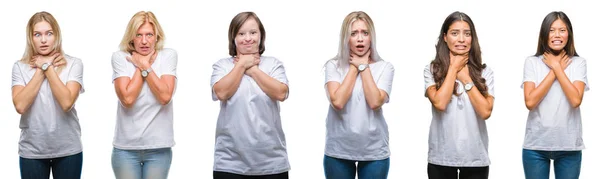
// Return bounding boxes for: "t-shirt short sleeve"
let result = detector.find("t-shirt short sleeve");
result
[571,57,589,91]
[112,51,130,81]
[423,64,436,96]
[210,59,229,101]
[325,60,342,84]
[67,58,85,94]
[521,57,536,88]
[161,49,178,77]
[269,58,289,100]
[12,62,25,87]
[376,62,394,103]
[483,66,495,97]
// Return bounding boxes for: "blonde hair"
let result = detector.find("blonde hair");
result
[333,11,382,71]
[119,11,165,53]
[21,11,65,72]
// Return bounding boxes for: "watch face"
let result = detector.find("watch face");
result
[358,64,366,71]
[465,83,473,90]
[41,63,49,71]
[141,70,148,77]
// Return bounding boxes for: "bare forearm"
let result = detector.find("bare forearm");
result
[554,69,583,107]
[360,68,385,110]
[525,71,555,110]
[116,70,144,108]
[45,68,77,111]
[429,69,458,111]
[13,69,45,114]
[248,69,288,101]
[466,87,493,119]
[330,67,358,110]
[146,73,175,105]
[213,64,245,101]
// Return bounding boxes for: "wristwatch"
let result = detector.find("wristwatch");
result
[41,63,51,71]
[464,82,474,91]
[141,68,152,78]
[358,64,369,72]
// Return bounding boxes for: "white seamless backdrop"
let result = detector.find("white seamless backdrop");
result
[1,0,598,178]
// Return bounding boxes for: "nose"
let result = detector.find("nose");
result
[142,35,148,45]
[458,33,465,42]
[357,33,364,42]
[41,35,47,44]
[553,30,560,37]
[243,33,252,42]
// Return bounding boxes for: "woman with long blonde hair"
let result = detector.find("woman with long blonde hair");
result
[111,11,177,179]
[11,11,85,179]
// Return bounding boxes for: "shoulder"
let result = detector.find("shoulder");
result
[112,50,129,61]
[213,57,234,66]
[525,55,542,63]
[159,48,177,57]
[325,58,339,68]
[64,54,82,65]
[482,65,494,76]
[570,56,586,64]
[260,56,281,63]
[373,60,394,72]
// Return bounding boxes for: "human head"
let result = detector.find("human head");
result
[334,11,382,69]
[228,11,266,57]
[536,11,577,57]
[119,11,165,55]
[22,11,63,61]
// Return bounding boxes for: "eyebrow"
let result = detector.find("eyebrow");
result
[33,30,53,33]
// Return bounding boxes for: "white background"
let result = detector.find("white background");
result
[1,0,598,178]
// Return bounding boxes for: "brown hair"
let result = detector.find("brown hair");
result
[228,12,266,57]
[430,11,488,96]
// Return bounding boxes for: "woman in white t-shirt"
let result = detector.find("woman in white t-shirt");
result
[423,11,494,179]
[521,11,588,179]
[211,11,290,179]
[12,11,85,179]
[323,11,394,179]
[111,11,177,179]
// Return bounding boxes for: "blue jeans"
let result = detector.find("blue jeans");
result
[522,149,582,179]
[19,152,83,179]
[323,155,389,179]
[112,147,172,179]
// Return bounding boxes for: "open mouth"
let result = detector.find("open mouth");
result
[552,40,563,45]
[356,45,365,51]
[455,45,467,50]
[40,45,49,50]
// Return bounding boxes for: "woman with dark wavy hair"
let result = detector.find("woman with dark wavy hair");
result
[521,11,587,179]
[423,11,494,179]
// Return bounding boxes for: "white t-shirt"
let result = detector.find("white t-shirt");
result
[111,48,177,150]
[12,55,85,159]
[521,56,588,151]
[424,64,494,167]
[210,56,290,175]
[324,59,395,161]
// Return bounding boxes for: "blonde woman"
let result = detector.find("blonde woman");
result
[11,11,84,179]
[323,11,394,179]
[111,11,177,179]
[211,11,290,179]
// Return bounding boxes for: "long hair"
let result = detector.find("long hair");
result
[535,11,578,57]
[119,11,165,53]
[228,11,266,57]
[430,11,488,96]
[21,11,66,72]
[332,11,382,72]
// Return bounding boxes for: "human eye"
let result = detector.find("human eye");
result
[136,34,142,37]
[350,32,356,36]
[34,33,41,37]
[47,32,53,36]
[465,32,471,37]
[363,31,369,36]
[147,33,154,37]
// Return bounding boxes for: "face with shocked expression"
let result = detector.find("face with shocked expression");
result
[32,21,55,56]
[133,22,156,56]
[235,18,261,55]
[444,21,472,56]
[547,19,568,52]
[349,20,371,57]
